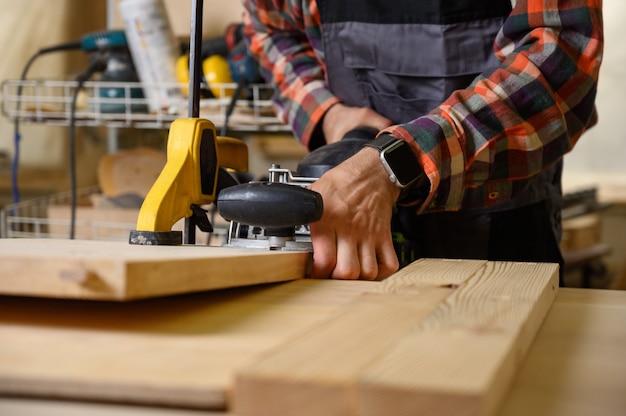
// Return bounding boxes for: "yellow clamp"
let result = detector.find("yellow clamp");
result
[135,118,247,233]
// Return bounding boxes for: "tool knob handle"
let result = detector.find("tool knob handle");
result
[216,182,323,228]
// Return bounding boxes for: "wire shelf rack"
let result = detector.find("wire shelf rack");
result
[1,79,288,132]
[0,187,123,239]
[1,186,130,240]
[0,186,226,244]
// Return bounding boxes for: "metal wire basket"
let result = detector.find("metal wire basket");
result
[0,186,137,240]
[1,79,287,131]
[0,186,227,245]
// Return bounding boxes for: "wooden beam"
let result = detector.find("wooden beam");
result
[233,259,559,416]
[0,278,379,409]
[358,261,559,416]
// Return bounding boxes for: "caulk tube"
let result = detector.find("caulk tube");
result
[118,0,183,112]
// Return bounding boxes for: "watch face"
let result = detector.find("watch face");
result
[381,141,421,187]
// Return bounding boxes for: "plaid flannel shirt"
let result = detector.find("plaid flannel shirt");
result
[242,0,603,212]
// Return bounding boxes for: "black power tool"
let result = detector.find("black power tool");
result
[216,127,377,251]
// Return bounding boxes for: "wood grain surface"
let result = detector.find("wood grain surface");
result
[1,287,624,416]
[0,258,560,416]
[233,260,559,416]
[501,288,626,416]
[357,262,559,416]
[97,147,166,198]
[0,278,379,409]
[0,239,311,300]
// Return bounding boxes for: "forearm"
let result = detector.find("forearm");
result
[242,0,339,147]
[385,0,603,212]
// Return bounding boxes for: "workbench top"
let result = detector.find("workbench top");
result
[1,260,624,416]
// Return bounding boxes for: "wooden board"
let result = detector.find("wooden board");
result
[501,288,626,416]
[97,147,166,198]
[2,288,623,416]
[0,278,379,409]
[233,260,559,416]
[0,259,559,415]
[0,238,311,300]
[45,205,140,241]
[561,213,602,251]
[356,261,558,416]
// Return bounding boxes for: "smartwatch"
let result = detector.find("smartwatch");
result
[365,134,423,188]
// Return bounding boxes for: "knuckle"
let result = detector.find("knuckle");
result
[378,261,399,279]
[332,264,360,280]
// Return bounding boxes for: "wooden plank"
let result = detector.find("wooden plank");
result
[501,288,626,416]
[97,147,166,198]
[0,238,311,300]
[561,213,602,251]
[45,205,139,241]
[234,288,453,416]
[232,259,488,416]
[358,261,559,416]
[1,287,625,416]
[233,260,559,416]
[0,258,561,413]
[0,278,379,409]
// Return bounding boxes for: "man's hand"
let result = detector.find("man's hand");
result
[322,103,393,144]
[308,147,400,280]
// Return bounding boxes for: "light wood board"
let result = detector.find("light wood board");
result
[0,259,559,415]
[233,260,560,416]
[1,288,624,416]
[97,147,166,198]
[0,238,311,300]
[501,288,626,416]
[0,278,379,409]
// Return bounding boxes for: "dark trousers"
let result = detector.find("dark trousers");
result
[395,199,564,286]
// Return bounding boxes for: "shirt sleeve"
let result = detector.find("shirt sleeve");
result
[241,0,339,148]
[383,0,603,213]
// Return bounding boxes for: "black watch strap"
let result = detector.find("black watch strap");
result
[363,134,399,152]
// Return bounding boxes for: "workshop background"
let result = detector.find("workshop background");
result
[0,0,624,288]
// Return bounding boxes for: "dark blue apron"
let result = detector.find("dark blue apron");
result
[316,0,564,281]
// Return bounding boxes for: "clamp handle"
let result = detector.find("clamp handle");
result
[217,182,323,229]
[130,118,247,245]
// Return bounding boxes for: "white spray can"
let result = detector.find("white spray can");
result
[118,0,183,113]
